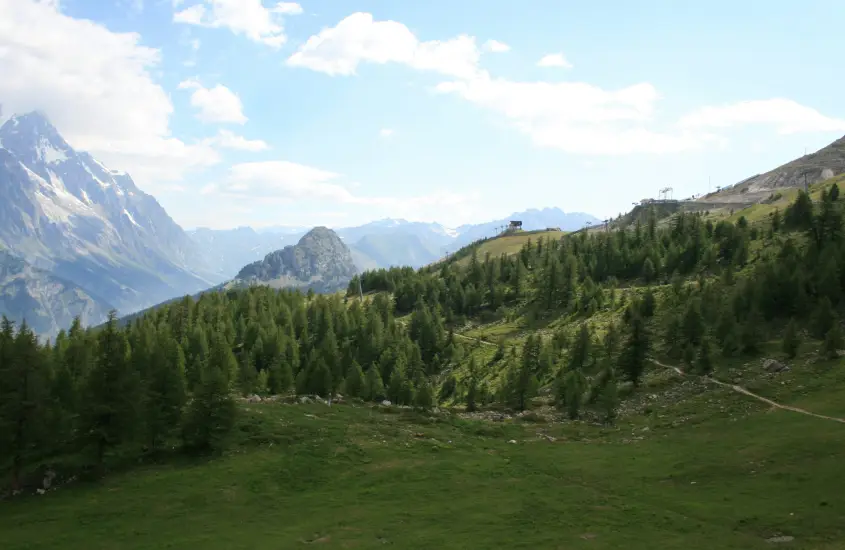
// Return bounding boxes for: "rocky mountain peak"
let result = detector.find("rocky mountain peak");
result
[0,110,219,319]
[233,226,357,294]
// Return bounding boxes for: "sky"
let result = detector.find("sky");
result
[1,0,845,230]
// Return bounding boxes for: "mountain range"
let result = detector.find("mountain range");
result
[13,112,842,338]
[0,111,225,335]
[189,209,600,280]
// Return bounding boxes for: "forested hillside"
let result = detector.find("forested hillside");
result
[3,177,844,490]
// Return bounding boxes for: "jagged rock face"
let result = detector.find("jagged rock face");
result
[0,249,111,338]
[0,111,222,318]
[234,227,358,294]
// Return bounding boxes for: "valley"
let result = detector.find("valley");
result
[3,139,845,547]
[3,3,845,548]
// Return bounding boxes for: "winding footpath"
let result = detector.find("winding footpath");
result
[650,358,845,424]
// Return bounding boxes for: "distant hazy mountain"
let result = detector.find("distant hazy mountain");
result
[189,210,599,274]
[231,227,357,294]
[0,111,223,327]
[451,208,600,248]
[188,226,302,280]
[0,249,112,337]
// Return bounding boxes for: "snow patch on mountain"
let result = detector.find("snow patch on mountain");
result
[38,137,68,164]
[123,209,141,228]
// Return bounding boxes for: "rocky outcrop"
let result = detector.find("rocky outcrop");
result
[233,227,357,294]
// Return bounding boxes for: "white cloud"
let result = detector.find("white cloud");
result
[679,99,845,134]
[203,129,269,151]
[173,0,302,48]
[286,12,481,79]
[0,0,218,183]
[178,79,247,124]
[209,160,476,219]
[482,39,510,53]
[379,128,394,138]
[434,75,710,154]
[173,3,204,24]
[537,53,573,69]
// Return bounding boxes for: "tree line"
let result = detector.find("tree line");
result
[3,182,843,489]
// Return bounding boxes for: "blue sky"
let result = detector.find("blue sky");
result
[2,0,844,229]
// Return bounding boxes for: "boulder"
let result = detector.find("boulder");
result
[42,469,56,490]
[381,400,392,406]
[299,396,312,404]
[246,395,262,403]
[762,359,789,373]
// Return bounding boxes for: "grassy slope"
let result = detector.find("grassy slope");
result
[453,230,565,267]
[3,353,844,550]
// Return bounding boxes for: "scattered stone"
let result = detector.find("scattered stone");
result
[508,439,517,444]
[247,395,262,403]
[766,535,794,543]
[299,396,312,404]
[381,400,392,406]
[36,488,45,495]
[42,469,56,490]
[762,359,789,373]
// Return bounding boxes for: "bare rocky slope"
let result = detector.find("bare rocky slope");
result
[0,249,111,337]
[701,134,845,204]
[232,227,357,294]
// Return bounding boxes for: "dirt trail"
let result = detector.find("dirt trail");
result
[650,359,845,424]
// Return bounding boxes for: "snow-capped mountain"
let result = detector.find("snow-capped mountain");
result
[0,111,223,319]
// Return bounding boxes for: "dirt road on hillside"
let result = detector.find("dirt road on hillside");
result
[650,359,845,424]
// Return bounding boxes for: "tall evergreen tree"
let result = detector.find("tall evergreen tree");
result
[182,359,236,453]
[619,314,649,387]
[0,319,48,490]
[80,311,140,471]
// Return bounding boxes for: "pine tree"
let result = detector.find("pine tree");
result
[144,335,187,451]
[207,334,238,392]
[567,323,592,372]
[344,360,365,398]
[0,319,48,490]
[363,365,385,402]
[782,319,800,359]
[256,370,270,395]
[504,354,537,411]
[181,360,236,453]
[641,287,656,317]
[695,338,713,375]
[596,367,620,425]
[268,359,293,395]
[307,361,333,398]
[558,369,586,420]
[414,379,434,411]
[388,368,405,404]
[619,314,649,387]
[739,306,763,355]
[822,321,843,360]
[81,311,140,471]
[464,356,480,412]
[812,297,836,339]
[237,350,258,395]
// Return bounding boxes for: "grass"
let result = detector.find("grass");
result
[454,230,565,267]
[4,350,845,550]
